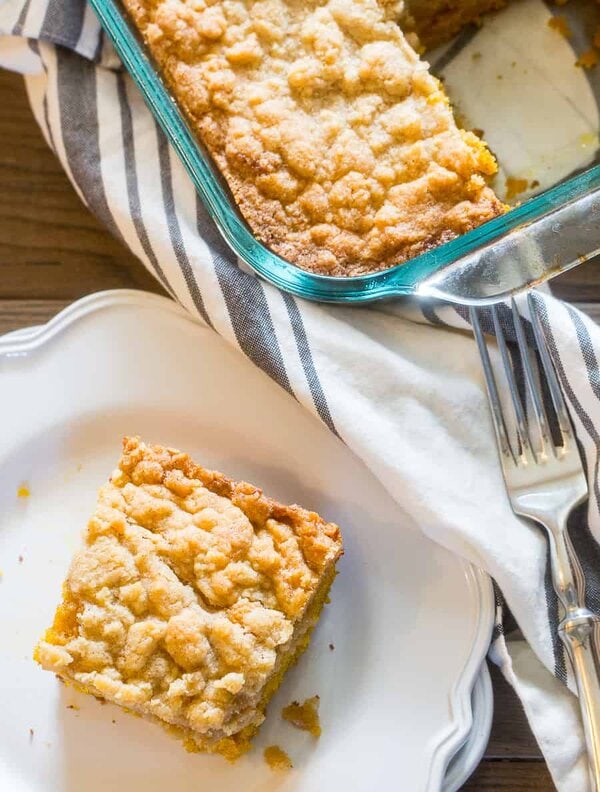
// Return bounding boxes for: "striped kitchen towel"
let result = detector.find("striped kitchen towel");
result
[2,0,600,788]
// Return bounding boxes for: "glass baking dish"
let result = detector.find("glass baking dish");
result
[89,0,600,303]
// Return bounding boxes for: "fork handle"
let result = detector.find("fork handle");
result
[559,610,600,791]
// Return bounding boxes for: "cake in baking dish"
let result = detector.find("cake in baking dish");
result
[123,0,506,276]
[34,437,342,759]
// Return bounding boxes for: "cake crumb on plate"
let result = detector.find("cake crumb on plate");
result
[282,696,321,737]
[264,745,293,770]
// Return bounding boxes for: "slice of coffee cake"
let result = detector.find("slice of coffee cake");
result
[34,437,342,759]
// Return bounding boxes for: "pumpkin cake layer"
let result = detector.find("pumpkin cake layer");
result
[123,0,504,276]
[34,437,342,759]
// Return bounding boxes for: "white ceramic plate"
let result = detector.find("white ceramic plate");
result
[0,291,493,792]
[443,664,493,792]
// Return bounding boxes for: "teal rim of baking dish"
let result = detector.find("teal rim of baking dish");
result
[89,0,600,303]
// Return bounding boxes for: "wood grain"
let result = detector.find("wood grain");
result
[550,266,600,305]
[463,762,556,790]
[485,663,541,760]
[0,299,69,334]
[8,63,600,791]
[0,70,161,300]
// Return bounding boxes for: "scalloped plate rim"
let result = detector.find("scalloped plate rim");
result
[0,289,494,791]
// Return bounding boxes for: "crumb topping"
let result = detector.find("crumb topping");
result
[35,438,341,741]
[123,0,503,275]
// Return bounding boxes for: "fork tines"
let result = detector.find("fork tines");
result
[470,294,574,466]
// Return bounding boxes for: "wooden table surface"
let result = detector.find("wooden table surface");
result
[3,66,600,791]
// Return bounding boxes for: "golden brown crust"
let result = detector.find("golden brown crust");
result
[34,437,342,757]
[122,0,504,276]
[118,436,342,575]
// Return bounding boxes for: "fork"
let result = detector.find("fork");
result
[470,293,600,791]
